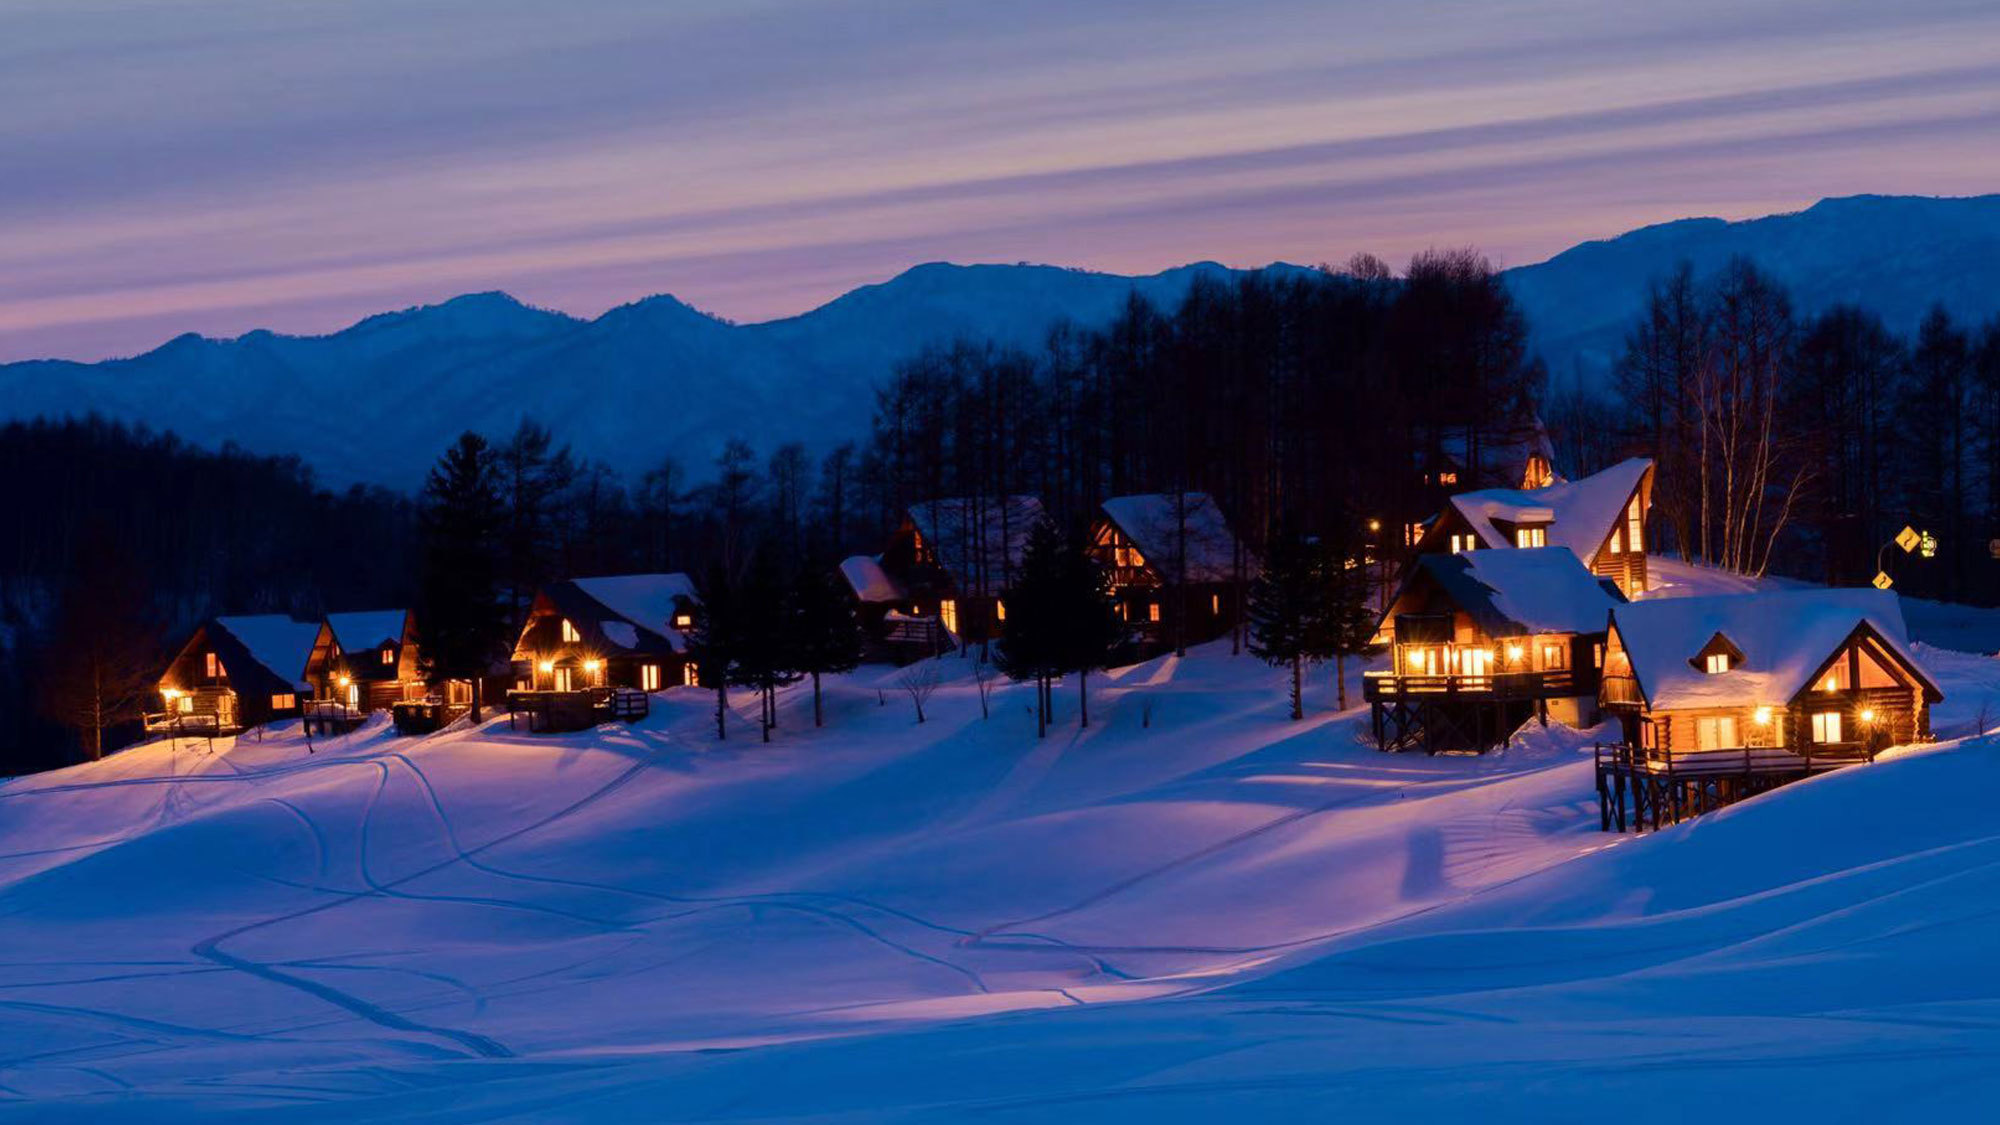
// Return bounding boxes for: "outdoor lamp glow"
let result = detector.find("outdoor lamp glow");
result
[583,659,602,673]
[537,660,555,673]
[1860,708,1876,723]
[1506,644,1524,661]
[1754,706,1772,725]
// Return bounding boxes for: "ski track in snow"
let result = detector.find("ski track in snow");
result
[0,619,1996,1118]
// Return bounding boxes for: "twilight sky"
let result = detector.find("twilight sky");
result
[5,0,1999,363]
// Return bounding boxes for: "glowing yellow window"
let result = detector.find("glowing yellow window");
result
[1211,593,1221,615]
[1514,526,1546,548]
[1704,653,1730,674]
[271,693,296,710]
[996,601,1007,621]
[681,664,698,687]
[939,599,959,634]
[641,664,661,691]
[1148,603,1161,623]
[380,648,395,665]
[561,619,581,643]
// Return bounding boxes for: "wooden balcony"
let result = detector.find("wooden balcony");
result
[1595,740,1870,778]
[506,687,650,734]
[1363,668,1576,702]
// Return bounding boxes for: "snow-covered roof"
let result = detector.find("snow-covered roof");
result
[1443,457,1651,565]
[1098,492,1256,583]
[840,555,905,603]
[572,573,700,654]
[212,615,321,692]
[1404,547,1621,637]
[906,496,1046,596]
[1610,588,1938,710]
[324,610,407,652]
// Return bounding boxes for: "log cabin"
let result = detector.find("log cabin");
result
[1088,492,1256,653]
[1364,546,1624,753]
[149,615,328,734]
[511,574,700,695]
[1412,457,1654,598]
[312,609,422,712]
[1596,588,1942,831]
[837,553,953,662]
[877,496,1046,645]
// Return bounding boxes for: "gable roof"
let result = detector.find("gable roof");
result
[906,496,1046,596]
[1098,492,1257,583]
[1609,588,1939,710]
[325,610,409,652]
[211,615,322,693]
[840,555,905,603]
[1441,457,1652,566]
[567,573,701,655]
[1395,547,1623,637]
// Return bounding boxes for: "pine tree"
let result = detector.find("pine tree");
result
[689,562,741,740]
[1324,534,1378,712]
[1247,530,1336,720]
[995,519,1067,737]
[416,433,508,722]
[730,549,801,742]
[1046,523,1124,728]
[790,562,864,727]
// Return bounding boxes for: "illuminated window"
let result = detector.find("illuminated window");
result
[1811,711,1843,744]
[1541,642,1567,670]
[1449,533,1477,554]
[561,619,581,643]
[1704,653,1730,674]
[672,611,693,629]
[1593,643,1605,668]
[1211,593,1221,615]
[345,682,360,708]
[1438,471,1458,485]
[939,599,959,634]
[1818,663,1849,692]
[1148,603,1161,623]
[381,648,395,665]
[682,664,698,687]
[1404,521,1424,546]
[553,666,574,692]
[641,664,661,691]
[1609,528,1622,553]
[1626,495,1645,552]
[1515,526,1546,548]
[996,601,1007,622]
[271,692,296,710]
[176,695,194,714]
[1696,715,1739,750]
[205,652,222,679]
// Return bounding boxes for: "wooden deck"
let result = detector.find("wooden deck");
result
[1364,669,1576,702]
[1595,741,1874,832]
[507,688,650,734]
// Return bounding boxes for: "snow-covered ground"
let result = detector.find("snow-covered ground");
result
[2,580,1998,1119]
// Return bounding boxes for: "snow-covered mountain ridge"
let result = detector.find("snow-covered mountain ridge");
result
[5,195,1997,487]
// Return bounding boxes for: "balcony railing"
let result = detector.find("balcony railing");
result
[1363,668,1575,701]
[1596,740,1874,776]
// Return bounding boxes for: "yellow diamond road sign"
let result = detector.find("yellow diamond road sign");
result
[1896,526,1920,553]
[1872,570,1894,590]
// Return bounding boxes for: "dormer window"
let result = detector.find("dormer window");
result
[380,648,395,665]
[1515,526,1547,548]
[1449,533,1478,554]
[1704,652,1730,674]
[561,619,581,643]
[673,611,693,630]
[1692,633,1744,676]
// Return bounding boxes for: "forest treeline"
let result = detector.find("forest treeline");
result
[1548,259,2000,595]
[7,250,1998,770]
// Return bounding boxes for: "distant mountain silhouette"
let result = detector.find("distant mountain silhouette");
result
[5,195,1996,487]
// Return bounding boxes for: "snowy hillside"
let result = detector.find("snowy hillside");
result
[0,263,1307,489]
[1510,194,2000,390]
[1,625,1996,1119]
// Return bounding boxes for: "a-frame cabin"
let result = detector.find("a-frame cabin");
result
[511,574,701,694]
[1414,457,1654,598]
[877,496,1045,645]
[149,615,327,735]
[1087,491,1255,654]
[1596,588,1942,831]
[309,609,423,712]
